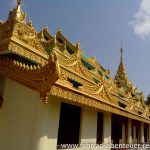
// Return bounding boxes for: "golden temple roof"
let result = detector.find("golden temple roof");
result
[0,1,48,64]
[0,1,150,123]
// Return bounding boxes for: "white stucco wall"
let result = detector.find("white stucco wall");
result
[128,118,132,144]
[0,77,114,150]
[140,122,144,143]
[0,78,61,150]
[80,108,97,144]
[30,95,61,150]
[103,112,111,144]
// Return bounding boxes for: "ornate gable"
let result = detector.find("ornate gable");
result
[0,0,48,64]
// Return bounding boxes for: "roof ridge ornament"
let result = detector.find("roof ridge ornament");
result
[120,46,123,62]
[17,0,22,6]
[0,1,48,63]
[15,0,23,21]
[120,41,124,62]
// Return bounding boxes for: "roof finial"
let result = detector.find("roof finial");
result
[57,27,62,33]
[17,0,22,6]
[120,41,123,62]
[15,0,22,20]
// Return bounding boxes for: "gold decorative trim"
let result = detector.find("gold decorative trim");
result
[0,0,149,123]
[8,41,48,64]
[0,56,60,103]
[0,2,49,63]
[50,84,150,124]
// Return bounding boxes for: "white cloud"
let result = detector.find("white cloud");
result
[130,0,150,39]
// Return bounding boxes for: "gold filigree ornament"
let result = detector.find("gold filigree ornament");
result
[0,55,60,103]
[0,1,48,64]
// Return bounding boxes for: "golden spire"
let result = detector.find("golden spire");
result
[116,47,127,79]
[114,47,132,93]
[5,0,25,23]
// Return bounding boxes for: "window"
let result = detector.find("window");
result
[67,78,82,88]
[81,58,95,70]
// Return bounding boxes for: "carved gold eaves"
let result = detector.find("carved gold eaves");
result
[56,48,112,87]
[0,37,49,64]
[54,43,149,115]
[60,66,94,86]
[56,50,98,83]
[0,56,60,103]
[50,84,150,124]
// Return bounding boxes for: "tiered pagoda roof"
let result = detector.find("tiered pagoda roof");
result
[0,0,150,123]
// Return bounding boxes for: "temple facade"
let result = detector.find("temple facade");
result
[0,1,150,150]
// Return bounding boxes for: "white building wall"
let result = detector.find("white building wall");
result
[103,112,111,144]
[103,112,111,150]
[140,122,144,143]
[30,95,61,150]
[127,118,132,144]
[80,108,97,144]
[0,78,61,150]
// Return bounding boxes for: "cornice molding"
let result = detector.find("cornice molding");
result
[50,84,150,124]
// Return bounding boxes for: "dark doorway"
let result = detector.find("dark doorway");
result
[112,123,122,144]
[0,96,3,109]
[144,128,148,142]
[57,102,81,146]
[111,114,127,144]
[0,76,5,109]
[97,112,103,144]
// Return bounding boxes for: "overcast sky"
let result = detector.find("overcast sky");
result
[0,0,150,99]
